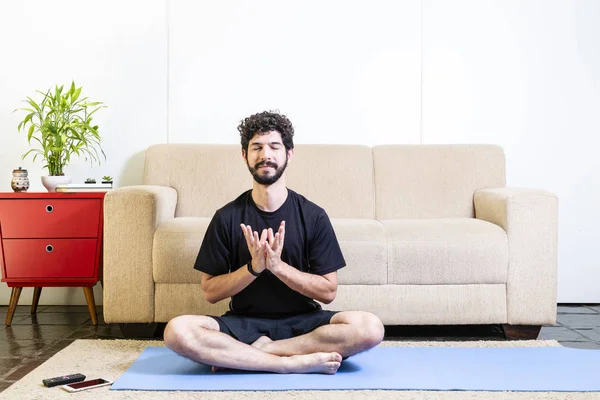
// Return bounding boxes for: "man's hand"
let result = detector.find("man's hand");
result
[240,224,267,274]
[265,221,285,272]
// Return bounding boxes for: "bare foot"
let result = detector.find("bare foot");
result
[284,352,342,374]
[251,336,273,350]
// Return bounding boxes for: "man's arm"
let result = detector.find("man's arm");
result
[263,223,338,303]
[201,267,258,304]
[270,264,338,304]
[201,260,338,305]
[200,224,268,304]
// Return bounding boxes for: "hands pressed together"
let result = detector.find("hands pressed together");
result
[240,221,286,275]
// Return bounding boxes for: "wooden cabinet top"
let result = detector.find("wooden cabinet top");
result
[0,192,107,199]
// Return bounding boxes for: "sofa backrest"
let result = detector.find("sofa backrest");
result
[144,144,248,217]
[144,144,375,218]
[373,144,505,219]
[286,145,374,219]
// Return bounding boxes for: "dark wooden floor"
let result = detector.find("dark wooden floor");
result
[1,304,599,392]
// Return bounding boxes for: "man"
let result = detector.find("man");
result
[164,111,384,374]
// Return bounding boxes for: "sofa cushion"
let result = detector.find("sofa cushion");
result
[153,217,209,284]
[330,219,387,285]
[155,283,230,322]
[373,145,505,218]
[153,217,388,285]
[382,218,508,284]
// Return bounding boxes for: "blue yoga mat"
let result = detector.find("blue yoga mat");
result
[111,346,600,392]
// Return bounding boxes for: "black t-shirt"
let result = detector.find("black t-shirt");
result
[194,188,346,318]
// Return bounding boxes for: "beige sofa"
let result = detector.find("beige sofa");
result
[103,144,558,338]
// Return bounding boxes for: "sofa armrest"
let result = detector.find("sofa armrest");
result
[474,187,558,325]
[103,185,177,323]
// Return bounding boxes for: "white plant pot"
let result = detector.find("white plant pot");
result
[41,175,72,192]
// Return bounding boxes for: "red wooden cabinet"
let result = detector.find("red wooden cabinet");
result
[0,192,105,326]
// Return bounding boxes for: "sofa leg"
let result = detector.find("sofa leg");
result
[119,323,159,339]
[502,324,541,340]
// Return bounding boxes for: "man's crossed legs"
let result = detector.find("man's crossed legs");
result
[164,311,384,374]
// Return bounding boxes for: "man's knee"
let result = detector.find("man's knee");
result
[164,316,191,352]
[164,315,220,353]
[359,312,385,348]
[338,311,384,349]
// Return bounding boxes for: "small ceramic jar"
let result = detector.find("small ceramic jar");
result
[11,167,30,192]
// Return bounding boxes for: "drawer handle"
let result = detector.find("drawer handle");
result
[46,205,54,213]
[46,245,54,252]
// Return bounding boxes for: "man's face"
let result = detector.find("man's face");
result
[244,130,290,185]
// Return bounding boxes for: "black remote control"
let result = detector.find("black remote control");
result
[42,373,86,387]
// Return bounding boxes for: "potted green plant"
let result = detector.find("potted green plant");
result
[14,82,106,192]
[101,175,113,185]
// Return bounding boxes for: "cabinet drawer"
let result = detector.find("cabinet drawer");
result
[2,239,97,278]
[0,199,101,238]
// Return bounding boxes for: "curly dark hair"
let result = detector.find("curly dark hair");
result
[238,110,294,153]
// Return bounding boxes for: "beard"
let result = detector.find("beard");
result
[247,156,289,185]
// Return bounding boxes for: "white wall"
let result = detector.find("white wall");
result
[0,0,598,305]
[168,0,422,145]
[0,0,167,305]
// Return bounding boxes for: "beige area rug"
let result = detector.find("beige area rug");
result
[1,339,598,400]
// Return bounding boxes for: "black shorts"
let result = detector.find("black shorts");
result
[209,310,339,345]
